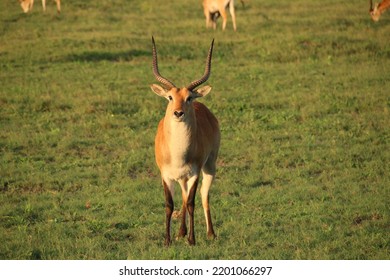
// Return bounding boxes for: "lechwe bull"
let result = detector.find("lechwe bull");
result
[19,0,61,14]
[150,37,220,246]
[369,0,390,21]
[203,0,237,31]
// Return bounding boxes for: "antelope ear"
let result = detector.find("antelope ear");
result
[150,84,168,97]
[194,85,212,98]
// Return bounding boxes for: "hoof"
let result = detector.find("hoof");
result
[207,231,217,240]
[176,228,187,240]
[164,238,171,247]
[187,237,196,246]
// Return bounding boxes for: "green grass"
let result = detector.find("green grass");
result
[0,0,389,259]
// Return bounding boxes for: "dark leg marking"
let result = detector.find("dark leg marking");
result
[187,178,199,245]
[163,181,173,246]
[178,201,187,238]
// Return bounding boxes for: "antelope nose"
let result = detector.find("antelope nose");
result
[174,111,184,118]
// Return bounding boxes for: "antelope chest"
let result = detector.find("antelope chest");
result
[160,120,201,181]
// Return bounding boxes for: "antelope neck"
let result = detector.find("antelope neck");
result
[164,112,198,164]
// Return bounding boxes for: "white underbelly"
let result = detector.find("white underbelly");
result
[208,0,230,13]
[162,163,198,182]
[209,4,219,13]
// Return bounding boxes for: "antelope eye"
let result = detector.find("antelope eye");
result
[168,96,173,101]
[186,96,192,103]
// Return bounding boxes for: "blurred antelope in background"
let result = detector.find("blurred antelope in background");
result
[369,0,390,21]
[19,0,61,14]
[150,37,220,246]
[203,0,237,31]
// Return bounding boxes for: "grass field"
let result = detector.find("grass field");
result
[0,0,389,259]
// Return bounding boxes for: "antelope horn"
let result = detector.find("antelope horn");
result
[369,0,374,11]
[187,39,214,92]
[152,36,176,89]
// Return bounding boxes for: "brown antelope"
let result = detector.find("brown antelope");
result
[203,0,237,31]
[369,0,390,21]
[19,0,61,14]
[150,37,220,246]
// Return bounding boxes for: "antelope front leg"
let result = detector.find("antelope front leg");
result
[229,1,237,31]
[177,194,188,239]
[55,0,61,14]
[204,7,212,28]
[163,180,174,246]
[187,177,199,245]
[219,9,228,30]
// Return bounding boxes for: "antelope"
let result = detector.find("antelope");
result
[369,0,390,21]
[150,37,220,246]
[19,0,61,14]
[203,0,237,31]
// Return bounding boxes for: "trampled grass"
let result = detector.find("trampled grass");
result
[0,0,389,259]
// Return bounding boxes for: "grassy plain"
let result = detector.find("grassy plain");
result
[0,0,389,259]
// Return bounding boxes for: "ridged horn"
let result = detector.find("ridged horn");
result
[369,0,374,11]
[186,39,214,92]
[152,36,176,89]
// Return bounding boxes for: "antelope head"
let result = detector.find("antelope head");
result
[370,0,380,21]
[150,37,214,122]
[19,0,32,13]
